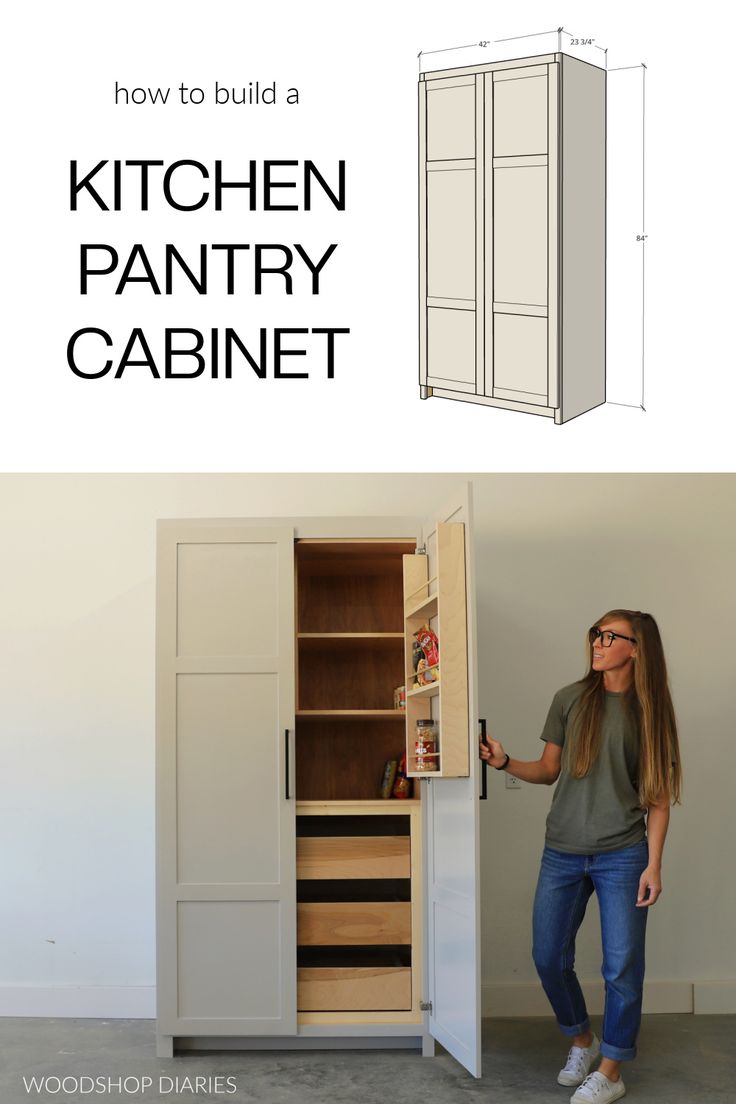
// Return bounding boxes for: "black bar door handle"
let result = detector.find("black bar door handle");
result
[479,718,488,801]
[285,729,291,800]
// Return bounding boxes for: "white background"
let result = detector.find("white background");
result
[2,0,735,471]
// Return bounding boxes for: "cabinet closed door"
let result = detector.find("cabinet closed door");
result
[156,525,297,1036]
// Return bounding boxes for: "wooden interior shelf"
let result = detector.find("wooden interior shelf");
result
[404,592,439,620]
[405,683,440,701]
[298,633,404,646]
[296,710,406,720]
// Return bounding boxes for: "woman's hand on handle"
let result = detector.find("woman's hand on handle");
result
[479,734,508,770]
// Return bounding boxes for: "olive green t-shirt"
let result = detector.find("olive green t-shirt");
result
[540,681,645,854]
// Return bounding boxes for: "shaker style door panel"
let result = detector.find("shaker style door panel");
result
[176,673,282,885]
[427,307,476,389]
[426,80,476,160]
[157,524,297,1038]
[427,169,476,301]
[492,67,548,156]
[493,314,549,406]
[493,165,548,308]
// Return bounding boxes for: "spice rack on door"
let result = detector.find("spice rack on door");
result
[402,523,470,778]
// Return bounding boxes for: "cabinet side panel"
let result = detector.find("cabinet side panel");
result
[559,56,606,422]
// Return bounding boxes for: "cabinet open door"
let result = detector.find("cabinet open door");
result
[156,524,297,1041]
[420,489,482,1077]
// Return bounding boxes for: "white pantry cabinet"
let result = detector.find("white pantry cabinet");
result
[419,52,606,422]
[155,489,483,1075]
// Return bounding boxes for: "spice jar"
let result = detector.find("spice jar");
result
[414,718,439,772]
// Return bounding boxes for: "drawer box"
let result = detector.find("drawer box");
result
[297,902,411,946]
[297,836,410,880]
[297,966,411,1011]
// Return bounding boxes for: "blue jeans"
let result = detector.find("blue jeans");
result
[532,839,649,1062]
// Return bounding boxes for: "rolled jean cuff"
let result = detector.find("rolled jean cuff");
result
[600,1040,637,1062]
[558,1017,591,1038]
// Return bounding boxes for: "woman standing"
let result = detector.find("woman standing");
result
[480,610,681,1103]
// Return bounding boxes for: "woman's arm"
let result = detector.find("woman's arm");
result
[636,800,670,907]
[479,735,562,785]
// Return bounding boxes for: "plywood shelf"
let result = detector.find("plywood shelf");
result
[298,633,404,649]
[404,592,439,620]
[296,710,406,721]
[405,682,440,700]
[296,800,419,809]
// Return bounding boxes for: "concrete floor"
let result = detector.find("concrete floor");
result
[1,1015,734,1103]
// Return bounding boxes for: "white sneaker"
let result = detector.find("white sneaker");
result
[570,1071,626,1103]
[557,1034,601,1086]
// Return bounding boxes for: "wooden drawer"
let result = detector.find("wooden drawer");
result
[297,902,411,945]
[297,836,410,879]
[298,966,411,1011]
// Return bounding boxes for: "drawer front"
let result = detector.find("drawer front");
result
[297,966,411,1011]
[297,902,411,945]
[296,836,410,880]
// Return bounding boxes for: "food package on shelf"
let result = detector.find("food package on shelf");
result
[412,623,440,687]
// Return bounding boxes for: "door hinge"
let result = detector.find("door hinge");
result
[420,999,433,1012]
[415,545,427,556]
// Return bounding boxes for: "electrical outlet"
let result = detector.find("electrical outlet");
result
[505,774,522,789]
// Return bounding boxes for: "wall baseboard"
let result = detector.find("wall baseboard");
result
[1,981,733,1019]
[482,979,736,1017]
[0,986,155,1018]
[693,982,736,1014]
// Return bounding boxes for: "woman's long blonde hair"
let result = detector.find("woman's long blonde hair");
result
[567,610,682,807]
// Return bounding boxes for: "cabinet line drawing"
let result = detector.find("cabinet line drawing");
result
[155,489,483,1075]
[419,52,606,423]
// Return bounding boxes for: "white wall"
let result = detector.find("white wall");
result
[0,474,733,1016]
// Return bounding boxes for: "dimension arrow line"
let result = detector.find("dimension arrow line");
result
[642,65,646,409]
[419,41,486,58]
[494,29,559,43]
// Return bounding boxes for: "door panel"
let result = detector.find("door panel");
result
[176,673,282,885]
[421,486,481,1077]
[493,68,548,155]
[177,901,285,1019]
[427,80,476,160]
[493,314,548,405]
[157,524,297,1036]
[427,169,476,301]
[427,307,476,388]
[493,165,548,306]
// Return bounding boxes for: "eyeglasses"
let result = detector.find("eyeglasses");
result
[588,627,637,648]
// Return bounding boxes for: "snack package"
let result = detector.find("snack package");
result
[392,753,411,799]
[380,759,398,799]
[412,623,440,687]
